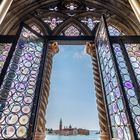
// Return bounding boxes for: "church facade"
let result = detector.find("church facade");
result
[0,0,140,140]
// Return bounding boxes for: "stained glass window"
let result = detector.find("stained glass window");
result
[29,24,43,35]
[0,43,12,74]
[113,43,140,138]
[64,25,83,36]
[108,25,124,36]
[125,44,140,86]
[43,17,63,30]
[65,2,78,10]
[96,21,131,140]
[0,27,44,139]
[81,17,100,31]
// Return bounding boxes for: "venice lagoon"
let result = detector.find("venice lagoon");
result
[46,131,100,140]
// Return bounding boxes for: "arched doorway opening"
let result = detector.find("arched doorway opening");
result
[46,44,100,140]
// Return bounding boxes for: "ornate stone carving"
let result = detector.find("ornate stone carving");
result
[86,42,109,140]
[34,42,59,140]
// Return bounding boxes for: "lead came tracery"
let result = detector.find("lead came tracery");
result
[0,27,44,139]
[0,43,12,74]
[96,22,131,140]
[113,43,140,138]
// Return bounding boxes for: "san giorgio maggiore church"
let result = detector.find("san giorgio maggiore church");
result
[0,0,140,140]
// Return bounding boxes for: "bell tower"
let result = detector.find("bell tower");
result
[59,118,62,131]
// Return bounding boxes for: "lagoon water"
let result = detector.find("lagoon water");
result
[46,131,99,140]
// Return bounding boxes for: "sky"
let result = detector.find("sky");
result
[45,45,99,130]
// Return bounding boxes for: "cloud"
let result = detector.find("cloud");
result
[73,50,87,59]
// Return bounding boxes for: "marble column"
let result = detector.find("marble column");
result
[128,0,140,22]
[34,42,59,140]
[85,42,110,140]
[0,0,14,24]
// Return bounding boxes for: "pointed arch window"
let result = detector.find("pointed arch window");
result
[64,25,80,36]
[61,25,84,36]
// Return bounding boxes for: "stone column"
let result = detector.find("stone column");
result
[85,42,109,140]
[34,42,59,140]
[128,0,140,22]
[0,0,14,24]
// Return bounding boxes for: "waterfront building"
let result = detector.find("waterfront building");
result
[0,0,140,140]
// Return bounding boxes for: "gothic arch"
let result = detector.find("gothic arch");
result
[52,17,92,36]
[0,0,140,35]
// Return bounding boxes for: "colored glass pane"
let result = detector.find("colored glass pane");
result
[113,43,140,138]
[125,44,140,85]
[81,17,99,31]
[43,17,63,30]
[30,24,43,35]
[0,43,12,74]
[108,25,124,36]
[64,26,80,36]
[0,27,44,139]
[96,22,131,139]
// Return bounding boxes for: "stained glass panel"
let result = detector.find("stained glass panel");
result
[96,20,131,140]
[29,24,43,35]
[125,44,140,86]
[81,17,99,31]
[113,43,140,138]
[0,27,44,139]
[0,43,12,74]
[43,17,63,30]
[108,25,124,36]
[64,25,81,36]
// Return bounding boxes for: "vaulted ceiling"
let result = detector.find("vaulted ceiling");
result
[0,0,140,35]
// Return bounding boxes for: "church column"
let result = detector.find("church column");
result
[128,0,140,22]
[0,0,14,24]
[85,42,109,140]
[34,42,59,140]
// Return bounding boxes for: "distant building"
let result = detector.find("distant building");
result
[48,118,89,136]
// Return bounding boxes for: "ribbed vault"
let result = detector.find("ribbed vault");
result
[0,0,140,35]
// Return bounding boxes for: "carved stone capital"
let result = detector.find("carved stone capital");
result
[85,42,95,56]
[48,42,59,56]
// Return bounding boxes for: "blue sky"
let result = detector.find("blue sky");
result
[45,45,99,130]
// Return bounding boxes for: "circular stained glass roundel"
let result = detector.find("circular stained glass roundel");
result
[117,127,124,139]
[16,126,27,138]
[24,53,33,61]
[136,116,140,125]
[22,106,30,114]
[124,81,133,89]
[129,97,138,105]
[9,103,21,113]
[117,99,124,110]
[121,112,127,124]
[15,82,25,92]
[24,96,32,104]
[19,115,29,125]
[115,114,121,125]
[133,106,140,115]
[6,114,18,125]
[2,126,15,138]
